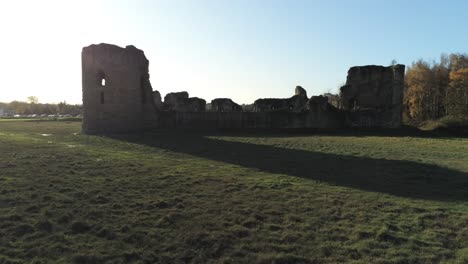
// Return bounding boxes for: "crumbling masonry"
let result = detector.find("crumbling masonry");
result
[82,44,157,134]
[340,65,405,128]
[82,44,405,134]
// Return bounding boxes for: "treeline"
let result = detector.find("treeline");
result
[404,53,468,122]
[0,100,82,116]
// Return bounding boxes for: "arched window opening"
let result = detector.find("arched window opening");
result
[100,92,105,104]
[97,71,106,87]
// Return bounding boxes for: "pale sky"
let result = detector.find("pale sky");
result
[1,0,468,104]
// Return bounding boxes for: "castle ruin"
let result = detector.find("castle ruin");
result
[82,43,405,134]
[81,44,158,134]
[340,65,405,128]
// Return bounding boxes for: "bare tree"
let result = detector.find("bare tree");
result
[27,96,39,104]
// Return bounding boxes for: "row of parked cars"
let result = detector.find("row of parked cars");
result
[12,114,82,118]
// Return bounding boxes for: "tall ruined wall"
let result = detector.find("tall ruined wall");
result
[340,65,405,128]
[158,109,344,130]
[82,44,157,134]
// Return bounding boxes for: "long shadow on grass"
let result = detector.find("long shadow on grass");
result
[110,132,468,202]
[191,126,467,139]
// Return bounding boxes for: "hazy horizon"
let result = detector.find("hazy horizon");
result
[1,0,468,104]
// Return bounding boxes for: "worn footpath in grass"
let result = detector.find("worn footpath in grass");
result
[0,120,467,263]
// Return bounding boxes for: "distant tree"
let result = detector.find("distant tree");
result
[404,60,436,121]
[27,96,39,104]
[431,55,450,117]
[57,101,67,114]
[0,99,82,116]
[9,101,28,114]
[448,68,468,116]
[404,52,468,123]
[449,53,468,72]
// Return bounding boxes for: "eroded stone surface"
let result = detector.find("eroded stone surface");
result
[176,97,206,112]
[211,98,242,112]
[153,90,163,110]
[163,92,205,112]
[295,86,307,97]
[340,64,405,127]
[81,43,158,134]
[163,92,189,110]
[307,95,331,112]
[253,87,309,113]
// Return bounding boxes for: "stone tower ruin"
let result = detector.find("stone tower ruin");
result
[340,65,405,128]
[81,44,158,134]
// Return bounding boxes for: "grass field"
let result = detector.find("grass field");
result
[0,120,467,263]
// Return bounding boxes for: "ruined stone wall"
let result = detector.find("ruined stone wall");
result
[340,64,405,128]
[81,43,405,133]
[210,98,242,112]
[157,110,343,130]
[163,92,206,112]
[82,44,157,134]
[253,86,309,113]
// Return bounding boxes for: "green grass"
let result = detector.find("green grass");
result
[0,117,82,122]
[0,120,467,263]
